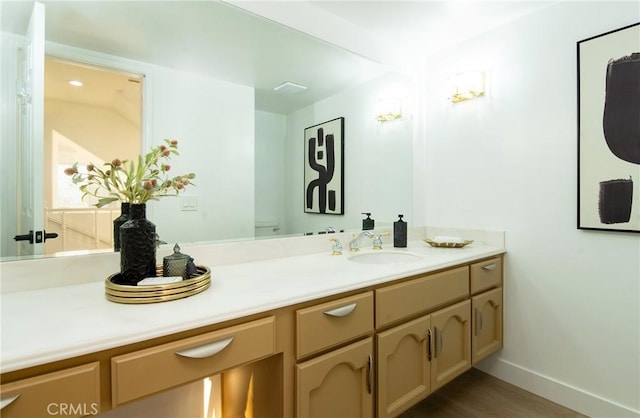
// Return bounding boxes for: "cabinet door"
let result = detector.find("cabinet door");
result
[296,338,373,418]
[472,287,503,364]
[431,300,471,391]
[377,315,431,418]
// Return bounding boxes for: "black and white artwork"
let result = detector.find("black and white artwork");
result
[578,22,640,232]
[304,117,344,215]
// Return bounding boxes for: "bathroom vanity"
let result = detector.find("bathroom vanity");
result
[0,228,504,417]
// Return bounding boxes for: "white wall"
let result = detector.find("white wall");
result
[284,72,414,235]
[419,2,639,416]
[255,110,286,235]
[147,64,255,244]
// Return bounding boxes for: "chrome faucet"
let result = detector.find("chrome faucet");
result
[372,232,390,250]
[349,231,374,252]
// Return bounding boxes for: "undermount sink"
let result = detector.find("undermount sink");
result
[348,252,422,265]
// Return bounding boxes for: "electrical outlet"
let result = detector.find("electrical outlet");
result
[179,195,198,211]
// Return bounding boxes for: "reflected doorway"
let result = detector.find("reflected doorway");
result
[44,57,142,254]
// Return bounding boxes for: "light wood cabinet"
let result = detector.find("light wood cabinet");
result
[472,287,503,364]
[377,299,472,417]
[376,266,469,328]
[296,291,374,359]
[111,316,275,406]
[296,337,373,418]
[377,315,431,418]
[430,300,471,391]
[470,257,502,294]
[0,362,100,418]
[1,255,503,418]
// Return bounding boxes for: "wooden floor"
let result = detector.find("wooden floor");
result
[399,368,588,418]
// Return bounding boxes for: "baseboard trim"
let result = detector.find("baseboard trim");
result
[474,357,639,418]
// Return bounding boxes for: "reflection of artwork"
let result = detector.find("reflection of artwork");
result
[578,22,640,232]
[304,117,344,215]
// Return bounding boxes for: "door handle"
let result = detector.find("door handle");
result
[475,308,484,336]
[13,230,58,244]
[366,355,372,394]
[43,231,58,241]
[14,231,34,243]
[434,327,443,358]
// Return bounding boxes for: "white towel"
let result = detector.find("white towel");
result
[433,236,464,244]
[138,276,183,286]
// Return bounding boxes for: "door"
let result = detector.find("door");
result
[377,315,431,418]
[15,2,46,255]
[296,338,373,418]
[472,287,503,364]
[430,300,471,391]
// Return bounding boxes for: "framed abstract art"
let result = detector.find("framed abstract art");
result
[304,117,344,215]
[577,22,640,232]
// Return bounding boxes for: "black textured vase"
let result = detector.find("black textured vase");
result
[120,204,156,284]
[112,202,130,252]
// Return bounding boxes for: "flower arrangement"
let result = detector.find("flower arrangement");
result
[64,139,195,208]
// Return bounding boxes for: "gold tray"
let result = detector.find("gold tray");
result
[424,238,473,248]
[105,265,211,304]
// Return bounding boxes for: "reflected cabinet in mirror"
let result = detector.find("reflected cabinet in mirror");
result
[0,1,413,260]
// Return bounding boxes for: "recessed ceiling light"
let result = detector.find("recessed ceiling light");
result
[69,80,83,87]
[273,81,307,95]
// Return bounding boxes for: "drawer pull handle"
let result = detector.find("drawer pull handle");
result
[1,394,20,410]
[175,336,234,359]
[426,328,432,361]
[434,327,443,358]
[323,303,357,317]
[475,308,484,336]
[482,263,497,271]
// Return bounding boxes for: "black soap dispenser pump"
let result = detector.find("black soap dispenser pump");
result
[394,214,407,248]
[362,212,374,230]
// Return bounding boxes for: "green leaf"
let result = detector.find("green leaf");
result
[96,197,118,208]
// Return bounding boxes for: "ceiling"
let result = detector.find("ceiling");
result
[1,1,555,114]
[309,1,556,58]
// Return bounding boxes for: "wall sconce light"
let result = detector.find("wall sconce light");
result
[375,98,402,121]
[450,71,485,103]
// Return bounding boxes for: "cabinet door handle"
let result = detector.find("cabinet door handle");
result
[481,263,497,271]
[0,394,20,410]
[366,355,373,394]
[434,327,443,358]
[426,328,432,361]
[175,336,234,359]
[475,308,484,336]
[323,303,356,317]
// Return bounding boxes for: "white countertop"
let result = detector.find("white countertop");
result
[1,237,504,373]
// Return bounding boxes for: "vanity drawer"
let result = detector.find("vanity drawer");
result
[470,257,502,294]
[376,266,469,328]
[296,291,374,359]
[0,362,100,418]
[111,316,275,406]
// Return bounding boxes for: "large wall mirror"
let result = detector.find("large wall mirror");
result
[0,1,414,261]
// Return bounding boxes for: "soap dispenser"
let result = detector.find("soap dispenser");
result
[362,212,374,230]
[393,214,407,248]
